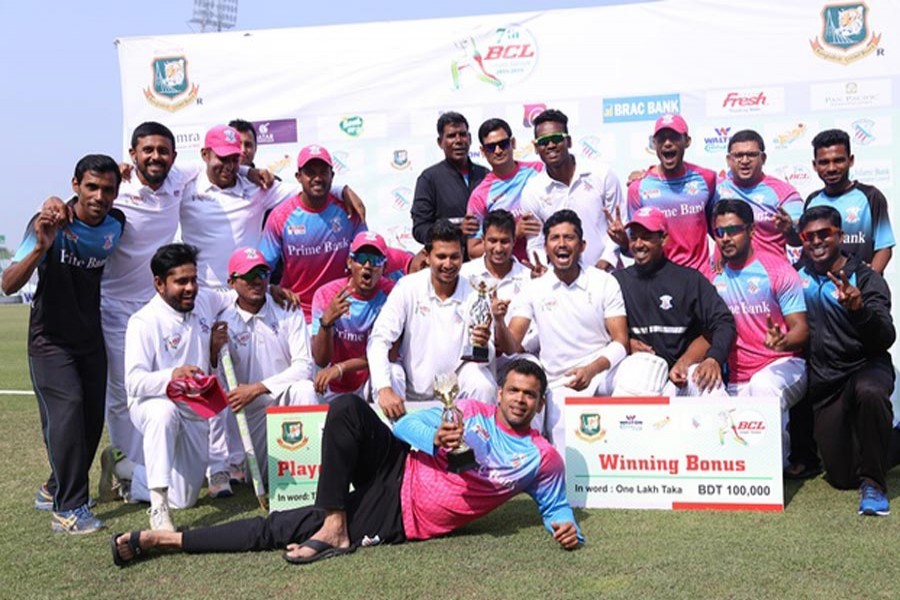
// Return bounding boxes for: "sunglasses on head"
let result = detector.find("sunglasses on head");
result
[799,226,840,243]
[351,252,387,267]
[534,133,568,147]
[713,224,749,238]
[234,266,271,281]
[483,138,512,153]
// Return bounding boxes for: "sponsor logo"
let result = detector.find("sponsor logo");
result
[810,79,892,110]
[810,3,882,64]
[845,205,861,224]
[703,127,731,152]
[523,103,547,127]
[746,277,761,294]
[451,25,538,90]
[390,149,411,170]
[391,187,412,211]
[331,151,350,175]
[618,415,644,431]
[103,234,114,250]
[707,88,785,116]
[773,165,814,187]
[578,136,603,160]
[718,409,768,446]
[415,302,431,317]
[653,416,671,430]
[144,55,199,112]
[339,116,364,137]
[603,94,681,123]
[576,412,607,442]
[641,188,661,200]
[850,118,876,145]
[234,331,251,346]
[772,123,807,149]
[330,216,343,233]
[277,420,309,450]
[659,295,673,311]
[850,161,892,186]
[198,318,211,334]
[164,334,182,352]
[252,119,298,145]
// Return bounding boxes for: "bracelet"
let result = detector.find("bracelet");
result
[334,363,344,378]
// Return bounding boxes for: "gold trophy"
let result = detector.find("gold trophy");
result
[461,277,497,363]
[434,372,478,474]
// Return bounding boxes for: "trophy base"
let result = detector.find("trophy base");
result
[461,345,490,363]
[447,447,479,474]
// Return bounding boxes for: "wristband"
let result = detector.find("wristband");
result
[320,317,334,330]
[334,363,344,378]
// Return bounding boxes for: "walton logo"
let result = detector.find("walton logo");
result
[811,3,882,64]
[144,55,199,112]
[451,25,538,91]
[703,127,731,153]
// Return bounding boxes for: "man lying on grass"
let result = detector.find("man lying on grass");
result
[112,358,582,566]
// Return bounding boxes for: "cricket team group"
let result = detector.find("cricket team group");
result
[3,106,898,567]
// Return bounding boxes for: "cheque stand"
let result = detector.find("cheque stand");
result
[565,396,784,512]
[267,405,329,512]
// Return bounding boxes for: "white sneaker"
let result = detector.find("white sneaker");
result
[228,462,247,485]
[208,471,233,498]
[148,504,176,532]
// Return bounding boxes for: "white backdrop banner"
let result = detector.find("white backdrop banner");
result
[117,0,899,392]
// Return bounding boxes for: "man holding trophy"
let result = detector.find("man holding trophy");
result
[367,219,497,419]
[111,359,583,566]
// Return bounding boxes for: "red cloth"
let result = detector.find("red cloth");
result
[165,374,229,419]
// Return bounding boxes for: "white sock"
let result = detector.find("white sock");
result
[115,457,136,481]
[150,488,169,510]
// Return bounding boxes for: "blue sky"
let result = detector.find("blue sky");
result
[1,0,641,249]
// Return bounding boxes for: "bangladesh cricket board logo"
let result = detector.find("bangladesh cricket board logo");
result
[278,420,309,450]
[450,25,538,91]
[144,55,200,112]
[810,3,882,65]
[575,412,606,442]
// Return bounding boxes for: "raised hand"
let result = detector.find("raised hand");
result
[827,270,863,311]
[604,205,627,248]
[529,251,548,279]
[763,314,786,350]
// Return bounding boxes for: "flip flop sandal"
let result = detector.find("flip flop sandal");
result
[111,531,143,567]
[282,538,354,565]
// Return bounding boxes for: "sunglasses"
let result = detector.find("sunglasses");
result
[234,266,271,281]
[483,138,512,153]
[534,133,569,147]
[799,226,840,243]
[713,224,749,238]
[351,252,387,267]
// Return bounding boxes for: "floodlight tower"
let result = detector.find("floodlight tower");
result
[188,0,239,32]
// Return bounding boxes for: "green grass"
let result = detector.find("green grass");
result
[1,304,899,599]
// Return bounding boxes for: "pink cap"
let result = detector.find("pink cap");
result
[626,206,668,234]
[350,231,388,255]
[204,125,242,157]
[166,374,229,419]
[297,144,333,169]
[653,114,688,136]
[228,246,269,278]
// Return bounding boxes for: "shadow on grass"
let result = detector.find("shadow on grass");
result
[446,496,594,540]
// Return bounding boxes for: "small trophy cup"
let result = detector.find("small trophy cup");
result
[461,277,497,363]
[434,373,478,474]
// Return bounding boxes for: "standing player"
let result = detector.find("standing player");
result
[496,210,628,456]
[466,118,543,263]
[411,112,488,250]
[311,232,394,400]
[805,128,894,273]
[259,145,367,323]
[209,247,317,488]
[711,200,809,465]
[3,155,124,533]
[614,114,717,275]
[367,220,497,420]
[520,109,624,271]
[716,130,804,262]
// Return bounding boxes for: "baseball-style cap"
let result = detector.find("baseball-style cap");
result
[228,246,269,278]
[653,114,689,136]
[297,144,333,169]
[626,206,668,234]
[350,231,388,255]
[166,374,229,419]
[204,125,242,157]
